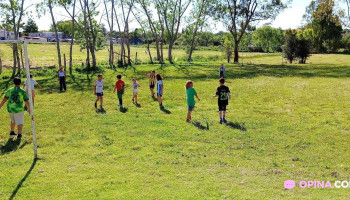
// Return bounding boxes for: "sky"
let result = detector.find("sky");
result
[32,0,312,32]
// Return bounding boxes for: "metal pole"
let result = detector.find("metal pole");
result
[23,40,38,158]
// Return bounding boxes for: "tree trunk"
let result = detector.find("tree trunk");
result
[69,0,76,75]
[168,41,174,63]
[49,0,62,68]
[147,42,153,63]
[234,42,239,63]
[12,46,17,77]
[0,54,2,74]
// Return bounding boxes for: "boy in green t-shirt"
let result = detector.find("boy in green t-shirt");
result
[185,80,200,123]
[0,77,31,139]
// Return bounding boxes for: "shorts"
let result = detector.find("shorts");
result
[150,84,155,89]
[96,92,103,97]
[188,106,195,111]
[9,112,24,125]
[117,90,124,99]
[157,93,162,97]
[218,103,227,111]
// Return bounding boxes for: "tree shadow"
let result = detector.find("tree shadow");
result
[9,158,38,200]
[191,121,209,130]
[225,122,247,131]
[160,107,171,114]
[1,138,23,155]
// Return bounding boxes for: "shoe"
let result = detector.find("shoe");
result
[17,134,22,140]
[220,119,223,124]
[10,131,16,138]
[186,119,190,123]
[223,118,227,123]
[95,102,97,108]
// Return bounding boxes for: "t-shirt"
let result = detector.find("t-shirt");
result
[186,87,197,106]
[149,75,156,86]
[5,87,29,113]
[115,80,125,92]
[25,78,38,91]
[219,67,226,74]
[58,71,65,77]
[95,80,104,93]
[157,80,163,94]
[216,85,230,105]
[132,83,140,93]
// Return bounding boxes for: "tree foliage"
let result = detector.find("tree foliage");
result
[24,18,39,35]
[252,26,283,53]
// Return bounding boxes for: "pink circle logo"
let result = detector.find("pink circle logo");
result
[284,180,296,189]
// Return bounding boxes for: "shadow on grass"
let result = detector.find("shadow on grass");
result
[160,107,171,114]
[1,138,23,155]
[192,121,209,130]
[9,158,38,200]
[96,108,107,114]
[120,107,128,113]
[225,122,247,131]
[134,103,141,108]
[152,96,158,101]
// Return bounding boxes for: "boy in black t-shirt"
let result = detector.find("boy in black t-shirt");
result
[213,78,231,124]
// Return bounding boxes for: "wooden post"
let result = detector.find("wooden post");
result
[64,54,67,71]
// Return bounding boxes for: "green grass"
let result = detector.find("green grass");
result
[0,45,350,199]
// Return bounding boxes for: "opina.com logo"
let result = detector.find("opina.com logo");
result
[284,180,350,189]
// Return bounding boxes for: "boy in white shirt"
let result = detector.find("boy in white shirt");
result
[94,74,104,109]
[23,74,42,106]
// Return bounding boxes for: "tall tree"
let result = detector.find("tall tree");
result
[0,0,28,76]
[185,0,213,62]
[304,0,343,53]
[156,0,191,63]
[213,0,289,63]
[23,18,38,35]
[252,26,283,53]
[48,0,63,68]
[103,0,115,68]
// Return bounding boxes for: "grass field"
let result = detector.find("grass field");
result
[0,44,350,199]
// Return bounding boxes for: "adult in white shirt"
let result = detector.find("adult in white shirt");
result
[23,74,42,106]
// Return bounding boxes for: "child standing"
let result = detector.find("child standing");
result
[94,74,104,109]
[213,78,231,124]
[58,67,67,92]
[219,64,226,78]
[185,80,200,123]
[143,70,156,97]
[113,74,125,108]
[132,78,140,104]
[23,74,42,106]
[0,77,31,139]
[156,74,164,108]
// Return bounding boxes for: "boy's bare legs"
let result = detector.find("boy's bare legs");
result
[187,111,192,122]
[157,96,163,106]
[151,88,154,97]
[11,121,15,132]
[100,97,103,108]
[17,124,23,135]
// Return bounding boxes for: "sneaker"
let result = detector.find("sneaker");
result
[95,102,97,108]
[10,131,16,138]
[223,118,227,123]
[186,119,191,123]
[220,119,223,124]
[17,134,22,140]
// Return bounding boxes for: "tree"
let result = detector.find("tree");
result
[212,0,289,63]
[283,29,312,64]
[283,29,298,64]
[252,26,283,53]
[23,18,38,35]
[222,33,234,63]
[48,0,62,68]
[304,0,343,52]
[185,0,213,61]
[0,0,26,77]
[103,0,115,68]
[156,0,191,63]
[50,20,73,35]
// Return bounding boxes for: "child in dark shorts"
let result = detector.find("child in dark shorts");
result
[213,78,231,124]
